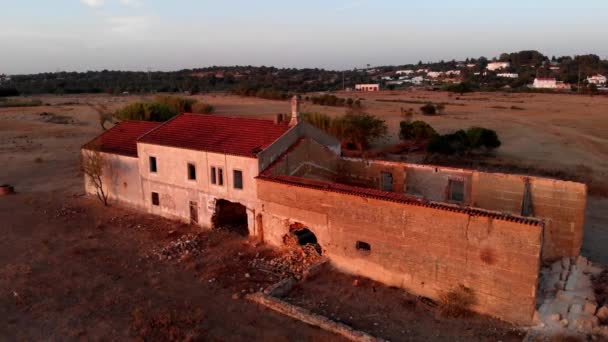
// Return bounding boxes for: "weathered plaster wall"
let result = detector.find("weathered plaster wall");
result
[267,138,338,181]
[257,179,542,324]
[281,150,586,261]
[82,151,143,209]
[136,143,260,233]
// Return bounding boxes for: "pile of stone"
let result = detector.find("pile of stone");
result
[535,255,608,337]
[250,244,322,279]
[54,206,84,219]
[153,234,204,262]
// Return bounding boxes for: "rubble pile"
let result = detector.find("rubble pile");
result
[54,206,84,219]
[534,255,608,338]
[250,244,322,279]
[153,234,205,261]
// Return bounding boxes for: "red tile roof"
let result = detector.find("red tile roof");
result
[138,114,290,157]
[83,120,161,157]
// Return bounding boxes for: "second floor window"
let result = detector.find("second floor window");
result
[233,170,243,189]
[149,156,157,173]
[187,163,196,180]
[210,166,217,184]
[218,168,224,186]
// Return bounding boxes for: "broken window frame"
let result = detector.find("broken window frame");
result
[151,192,160,206]
[187,163,196,181]
[149,156,157,173]
[210,166,217,185]
[447,179,465,203]
[233,169,243,189]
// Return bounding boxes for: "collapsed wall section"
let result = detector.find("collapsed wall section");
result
[257,178,543,324]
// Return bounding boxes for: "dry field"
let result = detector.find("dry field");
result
[0,91,607,339]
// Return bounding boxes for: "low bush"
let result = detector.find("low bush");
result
[420,102,437,115]
[115,102,177,121]
[399,120,437,141]
[427,127,501,155]
[191,102,214,114]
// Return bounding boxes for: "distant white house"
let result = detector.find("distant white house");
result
[416,68,429,73]
[445,70,461,76]
[355,84,380,92]
[381,76,393,81]
[410,76,424,85]
[532,78,569,90]
[426,71,443,78]
[396,70,414,75]
[587,74,607,85]
[466,63,477,68]
[487,62,510,71]
[497,73,519,79]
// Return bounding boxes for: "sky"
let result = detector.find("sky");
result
[1,0,607,74]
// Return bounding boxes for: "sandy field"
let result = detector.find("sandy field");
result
[0,91,607,339]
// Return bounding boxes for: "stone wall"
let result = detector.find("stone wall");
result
[257,179,543,324]
[274,143,586,261]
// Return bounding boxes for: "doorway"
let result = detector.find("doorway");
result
[212,199,249,236]
[189,201,198,224]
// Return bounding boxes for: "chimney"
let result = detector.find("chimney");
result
[289,95,301,126]
[274,113,284,125]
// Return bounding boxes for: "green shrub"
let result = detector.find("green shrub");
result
[399,120,437,141]
[154,95,196,113]
[115,102,177,121]
[420,102,437,115]
[466,127,501,149]
[192,102,214,114]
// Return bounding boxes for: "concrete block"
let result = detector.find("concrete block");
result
[560,270,569,281]
[551,261,562,273]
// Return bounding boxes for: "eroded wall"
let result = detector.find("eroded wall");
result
[136,143,260,233]
[257,179,542,324]
[277,145,586,261]
[83,151,144,209]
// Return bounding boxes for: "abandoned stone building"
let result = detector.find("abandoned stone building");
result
[82,96,587,325]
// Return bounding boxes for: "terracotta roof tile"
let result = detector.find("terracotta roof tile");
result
[83,120,161,157]
[138,114,290,157]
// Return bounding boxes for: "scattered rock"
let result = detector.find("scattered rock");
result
[596,306,608,322]
[152,234,204,261]
[584,301,597,315]
[549,313,561,322]
[249,244,322,279]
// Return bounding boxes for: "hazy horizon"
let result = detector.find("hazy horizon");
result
[2,0,608,74]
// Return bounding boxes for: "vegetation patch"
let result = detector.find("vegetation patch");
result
[115,96,214,122]
[0,98,43,108]
[301,111,387,151]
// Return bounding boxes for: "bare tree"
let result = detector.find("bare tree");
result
[81,147,110,206]
[91,104,115,130]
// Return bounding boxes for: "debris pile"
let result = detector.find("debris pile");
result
[250,244,322,279]
[54,206,84,219]
[533,255,608,338]
[153,234,205,261]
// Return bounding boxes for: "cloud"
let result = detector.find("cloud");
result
[107,16,151,34]
[81,0,105,7]
[119,0,143,8]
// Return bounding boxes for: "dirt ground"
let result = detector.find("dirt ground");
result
[283,269,525,342]
[1,91,608,339]
[0,193,344,341]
